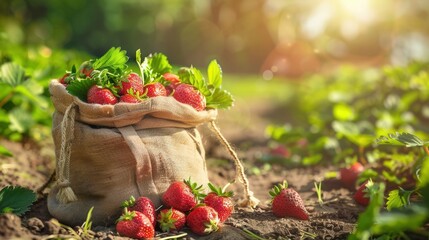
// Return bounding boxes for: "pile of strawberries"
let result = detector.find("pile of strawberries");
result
[115,179,234,239]
[60,64,206,111]
[115,178,312,239]
[58,47,233,111]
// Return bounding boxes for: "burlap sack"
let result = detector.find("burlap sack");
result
[47,80,218,226]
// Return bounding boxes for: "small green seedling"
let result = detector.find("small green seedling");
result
[51,206,95,240]
[314,181,324,206]
[242,228,267,240]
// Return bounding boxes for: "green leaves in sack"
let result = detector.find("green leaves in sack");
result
[92,47,129,72]
[138,51,172,83]
[179,60,234,109]
[0,186,37,216]
[66,47,129,101]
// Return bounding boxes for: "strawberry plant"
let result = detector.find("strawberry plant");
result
[348,132,429,239]
[264,63,429,168]
[0,62,49,141]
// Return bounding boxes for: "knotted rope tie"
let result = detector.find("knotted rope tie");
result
[56,102,78,204]
[209,121,260,209]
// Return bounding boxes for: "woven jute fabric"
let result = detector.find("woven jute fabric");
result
[47,80,217,226]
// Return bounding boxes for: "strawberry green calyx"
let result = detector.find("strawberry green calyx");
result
[116,208,136,222]
[184,178,205,202]
[207,182,233,198]
[121,196,136,208]
[204,218,220,234]
[158,209,177,232]
[269,180,289,198]
[157,208,186,232]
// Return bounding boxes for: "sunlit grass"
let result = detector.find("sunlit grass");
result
[223,74,296,103]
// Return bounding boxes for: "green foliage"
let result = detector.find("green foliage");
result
[0,145,12,157]
[0,62,49,140]
[139,52,172,83]
[92,47,128,72]
[348,182,385,240]
[0,39,90,141]
[66,78,98,102]
[375,132,428,147]
[0,186,37,216]
[265,63,429,169]
[386,188,413,211]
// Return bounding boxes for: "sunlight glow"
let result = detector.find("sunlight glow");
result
[302,0,378,39]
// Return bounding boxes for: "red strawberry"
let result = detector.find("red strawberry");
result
[163,73,181,96]
[116,208,155,239]
[270,145,290,158]
[87,85,118,105]
[270,181,309,220]
[173,84,206,111]
[163,73,181,84]
[120,73,144,95]
[340,162,364,188]
[122,196,156,227]
[143,82,167,98]
[79,61,94,78]
[203,183,234,223]
[157,208,186,232]
[162,179,204,212]
[59,73,70,85]
[186,205,220,235]
[354,180,371,206]
[120,94,142,103]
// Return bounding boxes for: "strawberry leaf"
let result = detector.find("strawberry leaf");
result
[375,132,427,147]
[0,63,26,87]
[372,204,428,236]
[148,53,172,74]
[92,47,128,72]
[386,188,412,211]
[66,79,97,102]
[0,186,37,216]
[178,67,209,95]
[140,53,172,83]
[207,60,222,89]
[205,88,234,109]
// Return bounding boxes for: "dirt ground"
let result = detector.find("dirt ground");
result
[0,97,368,240]
[0,137,360,240]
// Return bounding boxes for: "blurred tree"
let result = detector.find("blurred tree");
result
[1,0,429,76]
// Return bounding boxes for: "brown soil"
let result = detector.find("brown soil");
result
[0,100,363,240]
[0,139,360,240]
